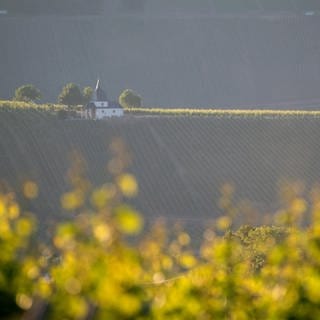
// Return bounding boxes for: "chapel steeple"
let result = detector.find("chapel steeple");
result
[94,79,108,101]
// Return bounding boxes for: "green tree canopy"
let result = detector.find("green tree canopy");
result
[58,83,84,107]
[14,84,41,102]
[82,86,93,105]
[119,89,142,109]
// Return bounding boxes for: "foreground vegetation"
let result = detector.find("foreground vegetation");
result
[2,142,320,319]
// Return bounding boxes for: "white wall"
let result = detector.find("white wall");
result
[96,108,123,119]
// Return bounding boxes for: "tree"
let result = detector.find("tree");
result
[14,84,41,102]
[58,83,84,107]
[119,89,142,109]
[82,86,93,105]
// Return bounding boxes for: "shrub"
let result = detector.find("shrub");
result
[58,83,84,107]
[14,85,41,102]
[119,89,142,109]
[82,86,93,105]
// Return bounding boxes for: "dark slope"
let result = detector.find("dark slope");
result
[1,14,320,107]
[1,112,320,237]
[2,0,320,15]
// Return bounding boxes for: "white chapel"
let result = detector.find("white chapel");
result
[84,80,124,119]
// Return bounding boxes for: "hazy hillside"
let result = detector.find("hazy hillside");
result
[1,14,320,108]
[2,0,320,15]
[1,111,320,238]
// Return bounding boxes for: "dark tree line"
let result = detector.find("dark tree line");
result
[0,0,104,15]
[0,0,147,14]
[1,0,320,15]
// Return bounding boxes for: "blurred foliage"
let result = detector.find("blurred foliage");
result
[0,192,37,318]
[3,141,320,319]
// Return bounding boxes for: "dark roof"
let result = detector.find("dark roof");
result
[95,79,108,101]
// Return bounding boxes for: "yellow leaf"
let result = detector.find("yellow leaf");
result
[16,293,33,310]
[0,201,5,216]
[37,278,52,299]
[115,206,143,235]
[16,218,33,237]
[23,181,38,199]
[117,174,138,198]
[180,254,197,269]
[8,204,20,219]
[69,296,88,318]
[216,216,232,231]
[178,232,190,246]
[291,198,307,215]
[91,184,116,209]
[65,277,82,295]
[61,191,83,211]
[93,223,112,243]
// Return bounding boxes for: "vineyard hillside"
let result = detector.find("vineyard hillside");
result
[1,111,320,237]
[1,15,320,107]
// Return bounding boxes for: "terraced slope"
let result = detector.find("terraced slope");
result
[1,14,320,107]
[1,111,320,238]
